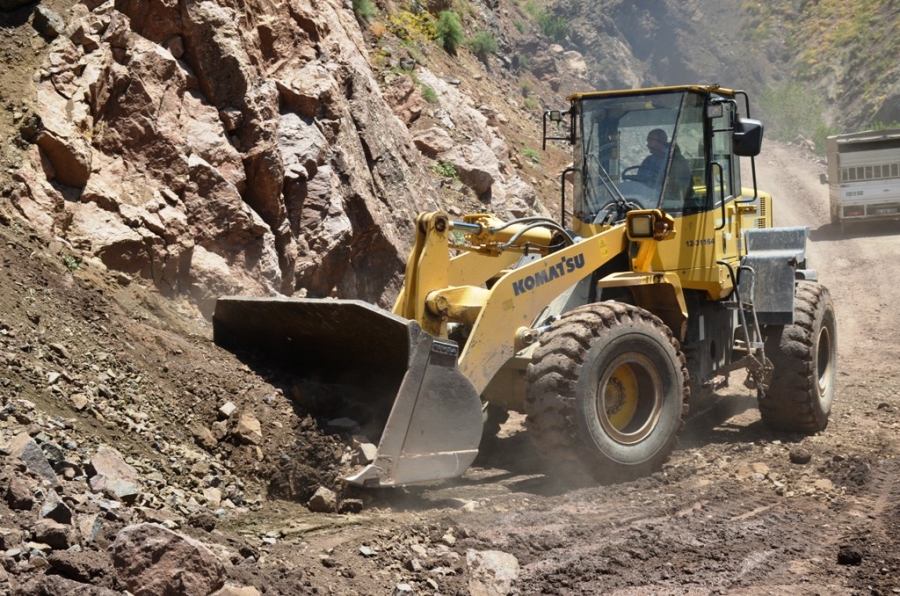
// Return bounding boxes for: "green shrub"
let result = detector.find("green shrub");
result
[537,12,567,42]
[352,0,376,20]
[433,160,458,179]
[524,95,540,110]
[466,31,497,63]
[514,20,525,33]
[62,255,81,271]
[436,11,464,54]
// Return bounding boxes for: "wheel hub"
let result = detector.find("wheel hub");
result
[597,354,663,445]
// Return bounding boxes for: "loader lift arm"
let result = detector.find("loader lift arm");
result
[396,211,627,395]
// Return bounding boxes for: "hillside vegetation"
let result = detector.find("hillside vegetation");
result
[743,0,900,144]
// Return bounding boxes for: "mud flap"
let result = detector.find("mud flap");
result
[213,297,483,487]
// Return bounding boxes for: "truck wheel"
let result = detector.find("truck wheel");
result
[758,281,837,432]
[524,302,688,483]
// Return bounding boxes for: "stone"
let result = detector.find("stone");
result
[439,138,502,195]
[9,433,59,487]
[18,574,120,596]
[0,528,24,550]
[353,442,378,465]
[34,129,92,188]
[6,477,35,510]
[33,7,67,38]
[308,486,338,513]
[193,425,218,451]
[837,545,863,566]
[219,402,237,418]
[327,418,359,432]
[203,487,223,508]
[235,413,262,445]
[88,446,141,503]
[48,549,115,587]
[338,499,363,514]
[70,393,89,410]
[33,519,75,550]
[78,514,103,545]
[211,586,263,596]
[412,127,455,159]
[40,490,74,524]
[188,510,218,532]
[789,448,812,465]
[110,523,226,596]
[466,549,520,596]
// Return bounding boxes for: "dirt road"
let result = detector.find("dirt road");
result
[228,142,900,595]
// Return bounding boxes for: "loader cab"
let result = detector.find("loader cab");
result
[548,86,762,239]
[545,85,764,299]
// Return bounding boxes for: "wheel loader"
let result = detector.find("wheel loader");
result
[213,85,837,488]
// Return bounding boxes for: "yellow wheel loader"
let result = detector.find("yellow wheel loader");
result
[213,85,837,487]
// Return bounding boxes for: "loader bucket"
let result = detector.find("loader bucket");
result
[212,297,484,487]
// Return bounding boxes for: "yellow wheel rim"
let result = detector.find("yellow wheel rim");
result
[596,353,663,445]
[604,363,639,431]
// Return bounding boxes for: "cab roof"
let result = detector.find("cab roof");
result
[568,85,737,102]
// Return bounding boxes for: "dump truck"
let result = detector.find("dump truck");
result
[823,128,900,232]
[213,85,837,488]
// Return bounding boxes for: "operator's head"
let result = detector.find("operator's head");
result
[647,128,668,157]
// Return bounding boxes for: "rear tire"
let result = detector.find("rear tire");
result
[525,302,688,483]
[758,281,837,432]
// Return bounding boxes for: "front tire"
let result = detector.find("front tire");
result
[525,303,688,483]
[758,281,837,432]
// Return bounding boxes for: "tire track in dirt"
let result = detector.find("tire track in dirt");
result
[463,474,844,594]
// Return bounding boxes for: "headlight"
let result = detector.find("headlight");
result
[625,210,676,241]
[628,214,654,238]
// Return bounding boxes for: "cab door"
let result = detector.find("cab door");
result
[651,98,744,300]
[710,101,744,276]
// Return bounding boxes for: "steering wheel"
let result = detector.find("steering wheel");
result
[593,199,644,224]
[621,165,646,183]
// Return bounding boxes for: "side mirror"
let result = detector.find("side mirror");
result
[542,109,572,150]
[733,118,764,157]
[819,173,828,185]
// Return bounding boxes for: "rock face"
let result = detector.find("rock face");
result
[12,0,507,316]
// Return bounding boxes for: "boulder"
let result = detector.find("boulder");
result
[110,523,226,596]
[88,446,142,503]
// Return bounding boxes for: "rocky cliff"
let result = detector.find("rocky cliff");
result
[6,0,585,318]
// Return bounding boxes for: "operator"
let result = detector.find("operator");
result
[637,128,693,206]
